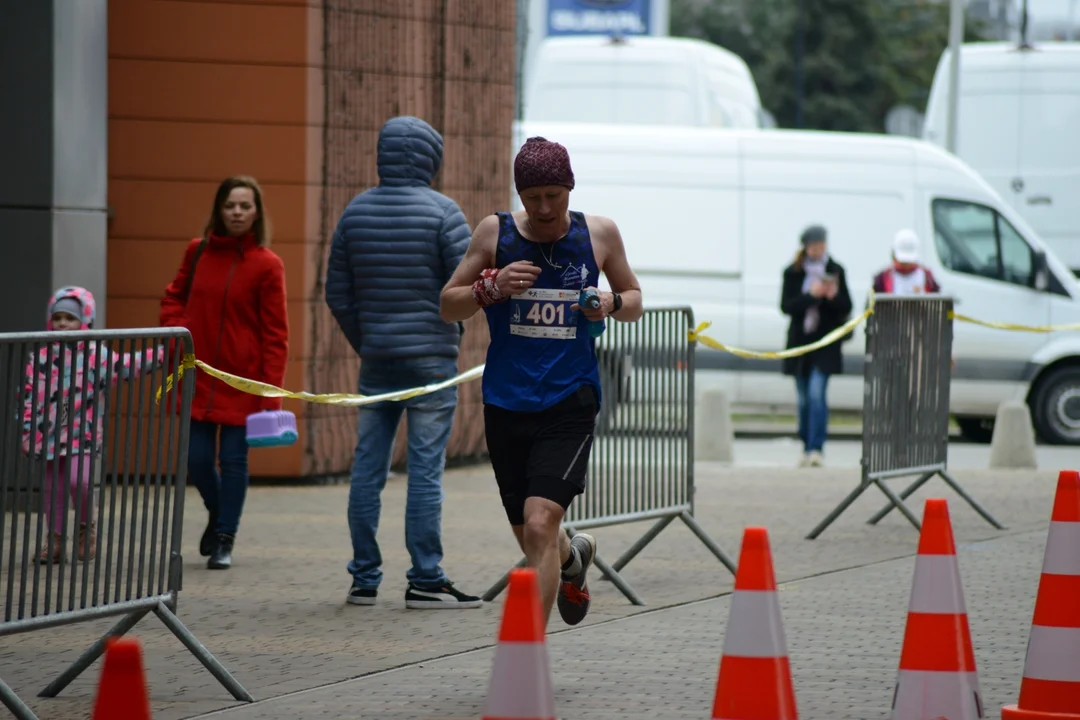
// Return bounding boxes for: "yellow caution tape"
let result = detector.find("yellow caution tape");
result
[689,292,876,360]
[949,312,1080,334]
[156,354,485,407]
[688,308,872,360]
[152,293,1080,408]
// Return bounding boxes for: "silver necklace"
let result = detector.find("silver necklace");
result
[537,240,562,270]
[527,216,567,271]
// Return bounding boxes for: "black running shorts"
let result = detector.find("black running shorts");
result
[484,384,598,526]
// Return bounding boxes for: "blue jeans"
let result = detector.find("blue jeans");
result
[348,357,458,590]
[188,420,249,536]
[795,367,830,453]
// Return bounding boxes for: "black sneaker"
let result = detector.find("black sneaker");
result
[405,581,482,609]
[347,584,377,606]
[557,533,596,626]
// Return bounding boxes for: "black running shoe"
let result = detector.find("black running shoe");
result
[557,533,596,625]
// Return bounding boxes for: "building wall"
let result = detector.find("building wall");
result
[106,0,516,478]
[306,1,517,476]
[107,0,321,478]
[0,0,108,333]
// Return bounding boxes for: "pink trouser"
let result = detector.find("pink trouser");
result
[43,455,94,535]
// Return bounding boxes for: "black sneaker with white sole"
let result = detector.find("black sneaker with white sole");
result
[347,584,377,606]
[557,533,596,626]
[405,581,483,609]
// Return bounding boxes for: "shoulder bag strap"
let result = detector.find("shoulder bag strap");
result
[182,237,210,306]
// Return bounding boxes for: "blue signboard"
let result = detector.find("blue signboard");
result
[547,0,652,37]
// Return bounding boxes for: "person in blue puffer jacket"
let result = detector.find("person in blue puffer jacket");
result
[325,115,481,610]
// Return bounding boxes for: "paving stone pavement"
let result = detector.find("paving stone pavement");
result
[0,460,1063,720]
[194,529,1046,719]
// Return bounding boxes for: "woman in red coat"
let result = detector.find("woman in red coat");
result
[160,176,289,570]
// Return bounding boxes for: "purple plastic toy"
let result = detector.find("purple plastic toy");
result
[246,410,298,448]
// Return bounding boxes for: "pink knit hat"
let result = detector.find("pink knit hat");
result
[514,137,575,193]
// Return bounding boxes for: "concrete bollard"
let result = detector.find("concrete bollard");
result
[695,389,735,463]
[988,400,1038,469]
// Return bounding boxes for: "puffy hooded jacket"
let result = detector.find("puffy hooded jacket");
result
[324,116,471,360]
[159,233,289,426]
[22,287,163,459]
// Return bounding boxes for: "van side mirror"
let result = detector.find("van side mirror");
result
[1033,250,1049,291]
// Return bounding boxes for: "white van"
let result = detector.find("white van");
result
[522,35,765,130]
[511,121,1080,445]
[922,41,1080,273]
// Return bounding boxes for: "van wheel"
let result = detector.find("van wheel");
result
[1030,366,1080,445]
[956,417,994,444]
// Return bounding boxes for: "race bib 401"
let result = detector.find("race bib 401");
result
[509,288,579,339]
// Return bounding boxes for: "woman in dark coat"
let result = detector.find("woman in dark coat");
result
[780,225,853,467]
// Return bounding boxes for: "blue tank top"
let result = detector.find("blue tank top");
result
[481,211,603,412]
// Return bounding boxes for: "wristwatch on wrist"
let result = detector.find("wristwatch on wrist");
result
[611,292,623,314]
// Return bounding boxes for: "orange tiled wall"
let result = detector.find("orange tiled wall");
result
[106,0,321,478]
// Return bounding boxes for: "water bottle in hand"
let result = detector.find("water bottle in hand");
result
[579,288,606,338]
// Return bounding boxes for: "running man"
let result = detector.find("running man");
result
[440,136,644,627]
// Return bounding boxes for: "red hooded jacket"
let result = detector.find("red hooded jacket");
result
[160,233,289,427]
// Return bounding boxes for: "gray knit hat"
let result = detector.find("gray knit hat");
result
[50,297,83,318]
[800,225,827,246]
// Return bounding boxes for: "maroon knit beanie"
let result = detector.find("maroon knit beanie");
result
[514,137,575,193]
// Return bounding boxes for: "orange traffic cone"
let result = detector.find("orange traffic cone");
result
[1002,469,1080,719]
[711,526,797,720]
[91,636,151,720]
[891,498,984,719]
[482,567,555,720]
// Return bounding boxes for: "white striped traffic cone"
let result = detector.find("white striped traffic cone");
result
[712,526,798,720]
[891,498,984,720]
[482,567,556,720]
[1002,469,1080,719]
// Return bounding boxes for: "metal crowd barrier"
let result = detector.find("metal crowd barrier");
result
[483,306,735,606]
[806,296,1005,540]
[0,328,251,720]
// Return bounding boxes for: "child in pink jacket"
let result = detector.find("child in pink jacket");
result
[23,287,163,564]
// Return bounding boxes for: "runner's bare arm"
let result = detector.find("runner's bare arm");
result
[440,215,499,322]
[441,215,545,322]
[594,216,644,322]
